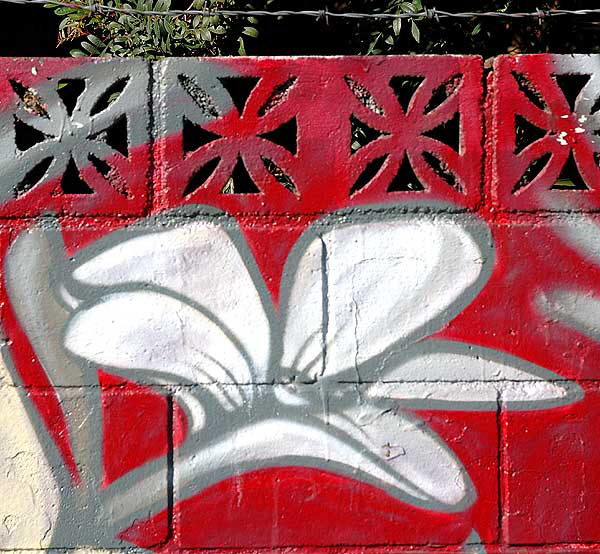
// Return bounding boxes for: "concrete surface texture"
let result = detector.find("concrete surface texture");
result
[0,55,598,552]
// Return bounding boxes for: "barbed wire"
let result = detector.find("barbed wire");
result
[3,0,600,21]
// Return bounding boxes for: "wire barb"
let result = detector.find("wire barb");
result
[536,7,547,25]
[424,6,439,22]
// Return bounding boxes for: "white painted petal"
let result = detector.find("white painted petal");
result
[69,217,271,381]
[4,228,87,386]
[554,216,600,265]
[281,217,491,380]
[540,288,600,342]
[327,404,472,510]
[171,411,472,514]
[64,290,252,392]
[280,233,325,378]
[368,344,582,410]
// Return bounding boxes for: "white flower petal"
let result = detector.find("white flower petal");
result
[5,228,86,386]
[367,343,582,410]
[110,401,471,523]
[69,216,271,381]
[64,290,253,393]
[326,403,473,510]
[554,215,600,265]
[540,288,600,342]
[280,216,492,380]
[279,233,325,378]
[170,412,472,514]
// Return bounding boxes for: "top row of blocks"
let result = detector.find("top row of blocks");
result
[0,55,599,216]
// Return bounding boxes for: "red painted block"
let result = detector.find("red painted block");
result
[155,56,483,216]
[490,54,600,212]
[0,58,150,216]
[502,383,600,545]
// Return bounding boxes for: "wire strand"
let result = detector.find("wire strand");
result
[6,0,600,20]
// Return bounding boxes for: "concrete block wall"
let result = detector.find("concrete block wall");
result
[0,54,598,552]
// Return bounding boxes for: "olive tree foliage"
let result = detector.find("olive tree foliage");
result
[45,0,600,58]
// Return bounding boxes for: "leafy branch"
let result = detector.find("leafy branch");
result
[45,0,260,58]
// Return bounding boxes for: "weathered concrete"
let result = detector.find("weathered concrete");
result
[0,55,598,552]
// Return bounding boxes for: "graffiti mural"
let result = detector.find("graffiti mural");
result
[0,55,599,551]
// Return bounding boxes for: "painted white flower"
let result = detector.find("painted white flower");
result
[539,214,600,340]
[4,208,583,541]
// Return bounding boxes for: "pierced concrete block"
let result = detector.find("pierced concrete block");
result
[490,54,600,212]
[0,58,150,216]
[154,56,483,215]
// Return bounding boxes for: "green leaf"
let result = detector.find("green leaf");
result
[70,48,88,57]
[81,41,100,55]
[411,20,420,42]
[199,28,212,41]
[392,16,401,36]
[87,34,106,48]
[237,36,246,55]
[242,26,258,38]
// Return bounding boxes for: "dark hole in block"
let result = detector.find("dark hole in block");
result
[259,117,297,155]
[182,117,221,155]
[552,74,590,113]
[344,76,384,116]
[512,152,552,194]
[422,112,460,152]
[13,116,48,151]
[511,71,547,110]
[350,155,388,195]
[389,76,424,113]
[61,156,93,194]
[9,79,29,99]
[261,156,298,195]
[424,74,462,114]
[9,79,48,118]
[89,153,111,177]
[90,77,129,117]
[258,77,297,117]
[591,96,600,116]
[184,157,221,196]
[350,115,386,154]
[422,151,462,192]
[551,151,589,190]
[178,75,220,118]
[14,156,52,197]
[514,115,547,155]
[218,76,260,116]
[57,79,85,116]
[221,156,260,194]
[91,114,128,157]
[388,153,424,192]
[88,153,130,197]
